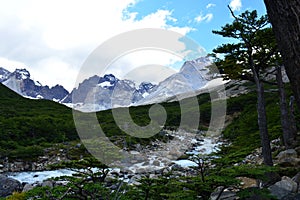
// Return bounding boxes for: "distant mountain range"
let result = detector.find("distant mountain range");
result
[0,57,213,112]
[62,74,156,111]
[0,67,69,102]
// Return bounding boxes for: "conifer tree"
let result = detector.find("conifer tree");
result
[212,8,278,166]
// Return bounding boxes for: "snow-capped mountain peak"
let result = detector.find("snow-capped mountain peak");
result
[12,68,31,80]
[135,56,213,105]
[64,56,215,112]
[0,67,69,102]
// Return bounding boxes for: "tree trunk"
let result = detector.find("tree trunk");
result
[276,66,297,148]
[263,0,300,112]
[289,96,298,144]
[252,68,273,166]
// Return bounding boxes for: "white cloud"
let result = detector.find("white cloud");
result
[34,58,79,91]
[206,3,216,9]
[0,58,28,72]
[0,0,193,91]
[229,0,242,11]
[195,13,213,23]
[106,49,181,84]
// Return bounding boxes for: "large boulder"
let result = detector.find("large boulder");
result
[275,149,300,167]
[268,176,298,199]
[0,175,22,197]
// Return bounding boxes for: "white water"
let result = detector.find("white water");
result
[7,169,75,184]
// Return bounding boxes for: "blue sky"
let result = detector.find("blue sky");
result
[0,0,267,90]
[126,0,267,52]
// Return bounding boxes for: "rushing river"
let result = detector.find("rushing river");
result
[7,137,222,184]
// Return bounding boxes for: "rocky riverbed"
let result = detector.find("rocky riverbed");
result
[0,130,224,197]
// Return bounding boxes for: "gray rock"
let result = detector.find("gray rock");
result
[281,176,298,193]
[269,177,298,199]
[0,175,22,197]
[152,160,160,166]
[269,184,289,199]
[209,186,237,200]
[276,149,298,159]
[276,149,300,167]
[22,184,35,192]
[292,172,300,184]
[42,180,53,188]
[54,180,69,186]
[282,193,300,200]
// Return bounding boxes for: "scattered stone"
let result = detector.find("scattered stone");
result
[129,151,140,155]
[142,161,150,166]
[209,186,237,200]
[243,147,264,165]
[0,175,22,197]
[149,174,156,179]
[171,164,184,171]
[152,160,160,166]
[42,180,53,188]
[22,184,35,192]
[236,177,258,189]
[54,181,69,186]
[129,175,141,185]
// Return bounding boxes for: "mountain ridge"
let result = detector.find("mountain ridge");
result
[0,56,215,112]
[0,68,69,102]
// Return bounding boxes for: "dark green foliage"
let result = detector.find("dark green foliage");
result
[237,188,277,199]
[0,84,77,159]
[212,10,278,81]
[119,175,239,200]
